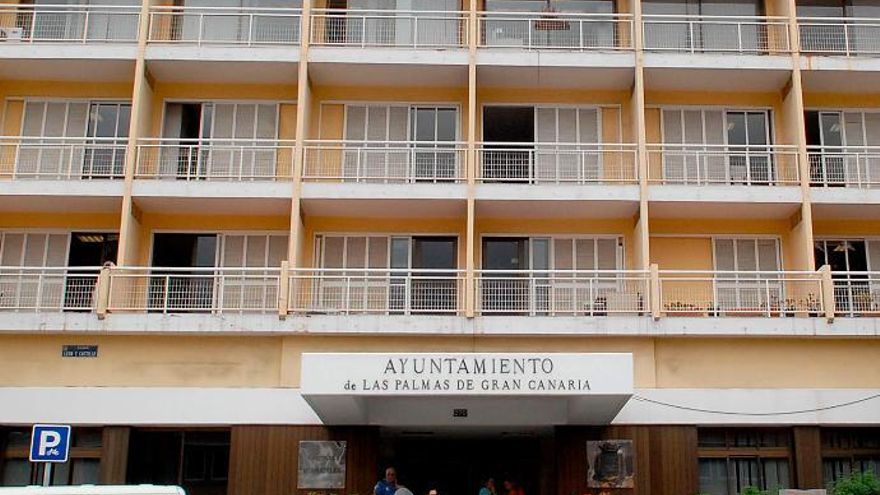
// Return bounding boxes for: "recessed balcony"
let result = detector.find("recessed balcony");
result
[0,137,125,212]
[647,144,803,218]
[132,138,294,215]
[642,15,793,91]
[798,18,880,91]
[0,3,139,81]
[808,146,880,216]
[145,5,302,83]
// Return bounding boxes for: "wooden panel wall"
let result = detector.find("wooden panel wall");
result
[99,426,131,485]
[793,426,823,489]
[555,425,697,495]
[228,426,379,495]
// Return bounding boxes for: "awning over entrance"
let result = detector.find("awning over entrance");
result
[301,353,634,426]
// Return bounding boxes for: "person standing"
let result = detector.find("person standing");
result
[479,478,496,495]
[375,467,399,495]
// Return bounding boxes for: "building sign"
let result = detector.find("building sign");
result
[301,353,633,396]
[29,424,71,463]
[61,345,98,358]
[297,441,346,489]
[587,440,634,488]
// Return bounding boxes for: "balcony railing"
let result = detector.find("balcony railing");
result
[135,139,295,181]
[659,271,825,317]
[148,6,301,45]
[0,4,139,43]
[303,140,466,183]
[798,18,880,56]
[477,143,638,184]
[0,137,127,180]
[643,15,791,54]
[290,269,465,315]
[808,146,880,188]
[647,144,800,186]
[107,267,280,314]
[310,9,468,48]
[479,11,633,50]
[832,272,880,317]
[0,267,99,312]
[475,270,649,316]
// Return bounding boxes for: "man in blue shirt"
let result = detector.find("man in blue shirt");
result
[375,467,398,495]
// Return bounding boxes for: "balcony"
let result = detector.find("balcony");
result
[145,6,301,83]
[132,139,294,214]
[475,270,649,316]
[658,270,825,317]
[0,3,139,80]
[0,266,100,312]
[832,272,880,317]
[478,12,632,51]
[310,9,467,49]
[107,267,280,314]
[809,147,880,188]
[290,268,465,316]
[798,18,880,57]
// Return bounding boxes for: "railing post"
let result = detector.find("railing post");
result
[95,262,114,319]
[278,260,290,320]
[819,264,835,323]
[650,263,662,320]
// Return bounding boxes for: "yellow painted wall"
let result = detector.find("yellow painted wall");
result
[803,93,880,109]
[650,236,713,271]
[0,212,121,231]
[814,220,880,237]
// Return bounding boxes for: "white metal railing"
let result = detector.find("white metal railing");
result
[310,9,467,48]
[0,3,139,43]
[107,267,280,314]
[0,137,127,180]
[647,144,800,185]
[659,271,825,317]
[798,17,880,56]
[303,140,466,183]
[831,272,880,317]
[0,266,100,312]
[477,143,638,184]
[479,11,633,50]
[476,270,649,316]
[808,146,880,188]
[290,268,465,315]
[135,139,295,181]
[643,15,790,53]
[148,6,301,45]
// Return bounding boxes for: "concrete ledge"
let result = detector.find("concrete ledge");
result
[477,49,635,68]
[649,184,803,204]
[476,183,640,202]
[644,52,793,70]
[0,43,137,60]
[301,182,468,201]
[145,44,300,62]
[310,46,468,65]
[132,180,293,199]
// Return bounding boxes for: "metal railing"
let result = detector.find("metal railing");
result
[476,270,649,316]
[310,9,467,48]
[0,137,127,180]
[798,17,880,56]
[0,266,100,312]
[831,272,880,317]
[647,144,800,186]
[808,146,880,188]
[659,271,825,317]
[148,6,301,45]
[135,139,295,181]
[107,267,280,314]
[290,268,465,315]
[478,11,633,50]
[643,15,790,54]
[477,143,639,184]
[303,140,466,183]
[0,3,139,43]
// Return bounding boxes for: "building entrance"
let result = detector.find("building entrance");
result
[378,429,552,495]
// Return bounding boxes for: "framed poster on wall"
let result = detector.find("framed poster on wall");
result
[297,440,347,489]
[587,440,634,488]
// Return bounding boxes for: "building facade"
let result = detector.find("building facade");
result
[0,0,879,494]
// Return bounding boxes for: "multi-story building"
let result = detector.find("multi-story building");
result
[0,0,879,494]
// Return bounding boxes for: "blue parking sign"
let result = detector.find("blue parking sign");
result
[29,425,71,463]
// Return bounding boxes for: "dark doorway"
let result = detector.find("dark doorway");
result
[380,433,548,495]
[127,429,230,495]
[411,236,458,313]
[481,238,530,314]
[150,234,218,311]
[482,107,535,181]
[65,233,118,310]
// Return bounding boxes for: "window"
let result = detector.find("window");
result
[342,104,460,182]
[815,239,880,315]
[805,110,880,187]
[161,102,279,179]
[822,429,880,486]
[642,0,765,52]
[712,238,784,313]
[18,100,130,179]
[324,0,460,46]
[127,429,230,495]
[1,427,102,487]
[698,428,792,495]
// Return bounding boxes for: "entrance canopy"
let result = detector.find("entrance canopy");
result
[300,353,634,426]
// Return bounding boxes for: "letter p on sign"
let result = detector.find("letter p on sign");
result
[29,425,71,463]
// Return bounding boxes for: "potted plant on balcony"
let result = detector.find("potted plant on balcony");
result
[533,0,571,32]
